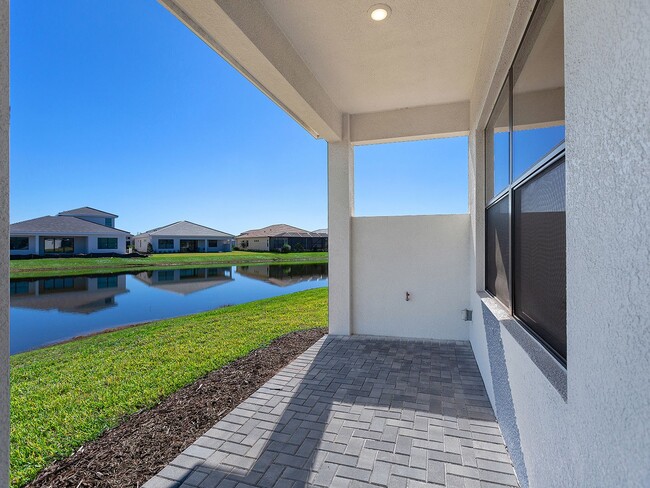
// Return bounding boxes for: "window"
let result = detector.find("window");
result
[10,281,30,295]
[97,276,118,289]
[158,239,174,250]
[104,218,114,228]
[10,237,29,251]
[44,237,74,253]
[98,238,118,250]
[485,0,566,364]
[208,240,220,247]
[157,270,175,281]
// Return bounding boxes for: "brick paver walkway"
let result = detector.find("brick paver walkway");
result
[144,336,519,488]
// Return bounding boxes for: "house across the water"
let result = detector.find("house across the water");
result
[10,207,131,256]
[133,221,234,253]
[235,224,328,252]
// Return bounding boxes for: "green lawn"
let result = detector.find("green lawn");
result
[10,287,328,487]
[10,251,328,279]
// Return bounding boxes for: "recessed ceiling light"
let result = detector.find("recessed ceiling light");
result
[369,4,391,22]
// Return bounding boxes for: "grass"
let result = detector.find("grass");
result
[10,287,328,487]
[10,251,328,279]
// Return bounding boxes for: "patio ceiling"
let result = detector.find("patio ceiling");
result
[158,0,497,143]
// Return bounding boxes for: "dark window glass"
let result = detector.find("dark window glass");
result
[180,240,198,252]
[208,240,220,247]
[10,281,30,295]
[104,218,113,227]
[157,270,175,281]
[98,238,118,250]
[10,237,29,251]
[158,239,174,250]
[44,237,74,253]
[512,0,564,180]
[97,276,118,289]
[514,159,566,361]
[486,80,510,200]
[485,196,510,307]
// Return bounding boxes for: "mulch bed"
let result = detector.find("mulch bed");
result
[26,327,327,488]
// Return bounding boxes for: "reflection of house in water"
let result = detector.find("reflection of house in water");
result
[235,264,328,287]
[10,275,128,314]
[133,267,233,295]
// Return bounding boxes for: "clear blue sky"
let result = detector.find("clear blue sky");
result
[10,0,468,236]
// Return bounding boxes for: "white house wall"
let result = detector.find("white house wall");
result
[86,236,127,254]
[236,238,269,252]
[466,0,650,486]
[351,215,470,340]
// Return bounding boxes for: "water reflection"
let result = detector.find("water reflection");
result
[10,275,129,314]
[134,267,233,295]
[235,263,328,287]
[10,264,328,354]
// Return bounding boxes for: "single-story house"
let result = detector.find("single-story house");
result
[10,207,130,256]
[10,275,128,314]
[235,224,328,252]
[133,267,233,295]
[133,221,234,253]
[236,263,328,287]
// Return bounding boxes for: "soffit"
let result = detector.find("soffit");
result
[260,0,494,114]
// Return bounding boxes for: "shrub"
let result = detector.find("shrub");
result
[281,244,291,253]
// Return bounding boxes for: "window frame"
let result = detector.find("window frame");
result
[97,237,118,250]
[484,0,566,367]
[43,237,74,254]
[10,237,29,251]
[158,239,174,250]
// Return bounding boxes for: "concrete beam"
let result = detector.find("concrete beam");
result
[349,101,470,145]
[0,0,8,484]
[158,0,342,142]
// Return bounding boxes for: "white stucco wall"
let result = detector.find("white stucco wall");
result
[351,215,470,340]
[466,0,650,486]
[564,0,649,484]
[86,235,127,254]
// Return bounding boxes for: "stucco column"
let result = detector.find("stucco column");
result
[0,0,9,483]
[327,114,353,335]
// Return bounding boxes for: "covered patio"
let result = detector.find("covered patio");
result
[144,335,518,488]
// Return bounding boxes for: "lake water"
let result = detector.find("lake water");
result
[10,263,328,355]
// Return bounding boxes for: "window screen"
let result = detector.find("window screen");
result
[486,196,510,307]
[513,159,566,360]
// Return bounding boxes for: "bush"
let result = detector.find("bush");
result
[146,243,153,254]
[281,244,291,253]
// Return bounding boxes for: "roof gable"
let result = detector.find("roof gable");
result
[237,224,322,238]
[10,215,130,235]
[140,221,234,238]
[58,207,118,218]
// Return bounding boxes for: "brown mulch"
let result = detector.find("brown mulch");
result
[26,327,327,488]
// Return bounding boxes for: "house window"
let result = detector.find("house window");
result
[97,238,118,250]
[97,276,118,289]
[44,237,74,253]
[158,239,174,250]
[104,218,113,227]
[10,237,29,251]
[10,281,30,295]
[208,240,220,247]
[485,0,566,364]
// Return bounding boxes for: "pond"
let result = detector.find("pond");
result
[9,263,328,355]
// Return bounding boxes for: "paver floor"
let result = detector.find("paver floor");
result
[144,335,519,488]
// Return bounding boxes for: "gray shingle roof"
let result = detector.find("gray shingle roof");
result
[139,221,234,238]
[58,207,118,218]
[237,224,322,239]
[10,216,131,235]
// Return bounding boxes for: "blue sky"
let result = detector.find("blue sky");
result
[10,0,468,236]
